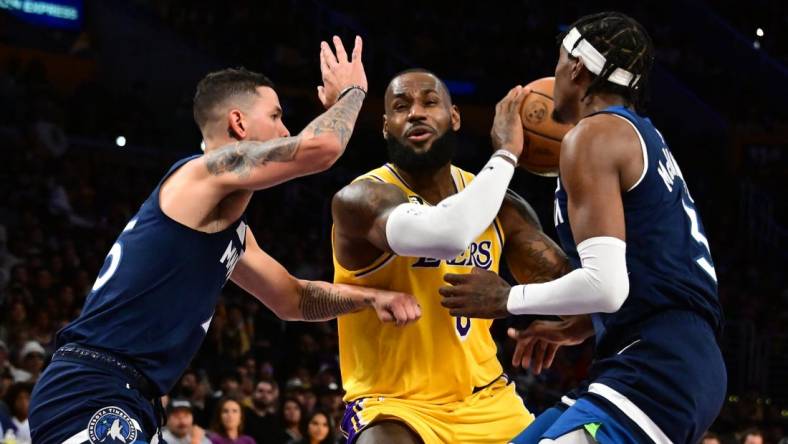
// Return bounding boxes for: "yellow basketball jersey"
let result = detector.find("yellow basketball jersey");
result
[333,163,506,404]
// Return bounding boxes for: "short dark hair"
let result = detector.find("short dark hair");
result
[4,382,34,417]
[193,67,274,130]
[390,67,440,80]
[257,378,278,391]
[561,12,654,112]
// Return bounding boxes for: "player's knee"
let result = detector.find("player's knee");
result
[356,420,423,444]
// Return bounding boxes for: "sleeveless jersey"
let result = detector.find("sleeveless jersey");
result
[334,164,506,403]
[58,155,247,395]
[553,106,722,355]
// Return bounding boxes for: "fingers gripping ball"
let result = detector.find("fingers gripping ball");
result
[519,77,574,177]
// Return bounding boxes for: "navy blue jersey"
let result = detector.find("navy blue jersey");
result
[58,155,247,394]
[554,105,722,355]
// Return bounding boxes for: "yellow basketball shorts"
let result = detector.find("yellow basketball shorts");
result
[340,377,534,443]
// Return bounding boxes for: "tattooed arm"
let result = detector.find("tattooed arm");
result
[438,190,570,319]
[202,88,366,191]
[200,36,367,192]
[232,228,421,324]
[499,190,571,284]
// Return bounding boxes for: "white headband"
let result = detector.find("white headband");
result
[562,27,640,87]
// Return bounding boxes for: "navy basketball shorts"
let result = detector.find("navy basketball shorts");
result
[30,354,158,444]
[512,310,726,444]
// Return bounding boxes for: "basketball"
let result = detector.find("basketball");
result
[518,77,574,177]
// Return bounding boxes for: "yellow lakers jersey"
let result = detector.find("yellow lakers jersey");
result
[333,163,506,404]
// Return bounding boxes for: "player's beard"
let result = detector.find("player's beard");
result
[386,130,458,173]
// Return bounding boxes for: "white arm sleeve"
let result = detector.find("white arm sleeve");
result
[385,155,514,260]
[507,236,629,315]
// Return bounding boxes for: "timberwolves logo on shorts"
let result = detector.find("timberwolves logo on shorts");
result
[88,406,137,443]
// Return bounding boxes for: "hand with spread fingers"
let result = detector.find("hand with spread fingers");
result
[439,267,512,319]
[508,315,594,374]
[317,35,368,108]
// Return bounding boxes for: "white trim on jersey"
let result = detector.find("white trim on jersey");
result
[610,114,649,192]
[616,338,642,355]
[560,395,577,407]
[588,383,673,444]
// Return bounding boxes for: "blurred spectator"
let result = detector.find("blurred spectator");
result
[208,397,255,444]
[4,382,33,443]
[225,305,251,360]
[291,410,334,444]
[28,311,54,351]
[315,383,344,439]
[741,428,764,444]
[2,301,29,346]
[0,341,30,383]
[281,398,304,443]
[18,341,46,383]
[174,369,211,428]
[0,225,20,290]
[285,377,317,419]
[162,399,210,444]
[206,372,242,424]
[702,431,722,444]
[244,380,284,443]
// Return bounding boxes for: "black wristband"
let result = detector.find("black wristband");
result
[337,85,367,101]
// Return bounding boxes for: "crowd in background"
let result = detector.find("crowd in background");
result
[0,0,787,443]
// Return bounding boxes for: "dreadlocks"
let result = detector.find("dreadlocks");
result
[561,12,655,112]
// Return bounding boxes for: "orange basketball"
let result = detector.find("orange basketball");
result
[518,77,574,177]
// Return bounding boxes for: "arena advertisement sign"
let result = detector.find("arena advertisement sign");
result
[0,0,82,29]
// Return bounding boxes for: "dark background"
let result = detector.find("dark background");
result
[0,0,786,442]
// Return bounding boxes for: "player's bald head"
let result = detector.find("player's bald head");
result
[384,69,452,109]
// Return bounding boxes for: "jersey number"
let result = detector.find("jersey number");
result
[92,242,122,291]
[681,195,717,283]
[92,218,137,292]
[455,316,471,340]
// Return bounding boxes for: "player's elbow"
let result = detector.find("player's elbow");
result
[272,298,304,322]
[597,276,629,313]
[274,308,301,322]
[262,279,304,321]
[390,229,467,260]
[386,204,476,260]
[431,244,466,261]
[577,237,629,313]
[426,230,473,260]
[423,215,470,259]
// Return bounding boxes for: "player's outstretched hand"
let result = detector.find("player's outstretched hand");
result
[318,35,368,108]
[439,267,510,319]
[491,85,530,159]
[371,289,422,326]
[508,315,594,374]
